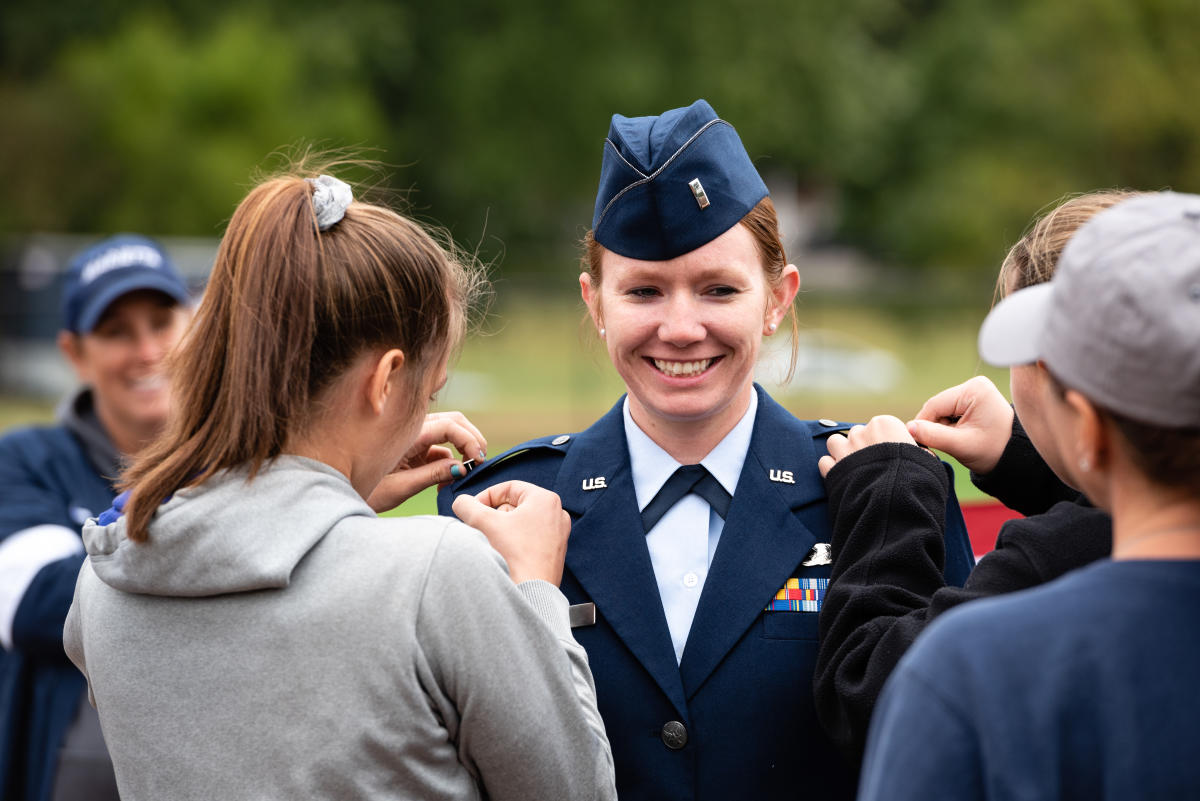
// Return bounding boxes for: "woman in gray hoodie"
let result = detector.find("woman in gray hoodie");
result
[63,169,616,801]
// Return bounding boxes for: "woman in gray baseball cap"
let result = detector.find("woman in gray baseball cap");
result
[854,191,1200,799]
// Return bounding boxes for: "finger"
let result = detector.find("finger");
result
[914,381,973,424]
[818,454,836,478]
[369,458,461,512]
[825,433,851,461]
[906,419,960,451]
[425,445,454,463]
[845,424,867,449]
[470,480,537,511]
[424,411,488,460]
[452,493,495,529]
[866,415,915,445]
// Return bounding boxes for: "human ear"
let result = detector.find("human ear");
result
[765,264,801,331]
[580,272,603,334]
[366,348,406,417]
[1064,389,1108,475]
[57,331,90,384]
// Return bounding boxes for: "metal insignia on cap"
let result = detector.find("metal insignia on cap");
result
[688,178,711,210]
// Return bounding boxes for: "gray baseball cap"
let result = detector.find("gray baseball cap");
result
[979,191,1200,428]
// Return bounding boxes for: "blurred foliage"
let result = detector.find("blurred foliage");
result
[2,0,1199,280]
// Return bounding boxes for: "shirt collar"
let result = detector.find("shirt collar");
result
[623,390,758,511]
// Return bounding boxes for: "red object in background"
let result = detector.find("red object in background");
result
[960,501,1024,558]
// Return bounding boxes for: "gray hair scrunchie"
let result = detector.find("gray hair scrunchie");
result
[307,175,353,231]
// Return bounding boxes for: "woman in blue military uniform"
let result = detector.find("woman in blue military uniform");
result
[439,99,975,800]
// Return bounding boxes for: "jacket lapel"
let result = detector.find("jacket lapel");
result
[678,387,824,699]
[555,400,689,719]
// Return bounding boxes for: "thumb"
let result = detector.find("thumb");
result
[451,493,493,529]
[906,419,962,453]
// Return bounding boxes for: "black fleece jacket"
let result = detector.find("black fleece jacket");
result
[813,416,1113,765]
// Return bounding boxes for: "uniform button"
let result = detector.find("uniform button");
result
[682,572,699,589]
[552,434,570,446]
[661,720,688,750]
[818,418,839,427]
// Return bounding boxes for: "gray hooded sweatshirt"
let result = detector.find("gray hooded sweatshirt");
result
[64,456,615,801]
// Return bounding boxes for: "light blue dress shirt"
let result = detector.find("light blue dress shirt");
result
[623,391,757,663]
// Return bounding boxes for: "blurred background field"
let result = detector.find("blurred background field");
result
[2,0,1198,515]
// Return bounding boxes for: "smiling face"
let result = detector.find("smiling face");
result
[582,223,798,446]
[59,290,190,454]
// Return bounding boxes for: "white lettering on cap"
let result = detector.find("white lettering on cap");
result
[80,245,164,284]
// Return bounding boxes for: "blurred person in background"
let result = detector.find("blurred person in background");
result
[0,234,191,801]
[833,191,1200,799]
[63,170,615,800]
[814,190,1135,764]
[440,99,974,800]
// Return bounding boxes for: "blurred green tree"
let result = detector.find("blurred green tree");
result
[2,0,1198,285]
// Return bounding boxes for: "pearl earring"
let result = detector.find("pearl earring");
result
[767,322,777,333]
[599,328,606,338]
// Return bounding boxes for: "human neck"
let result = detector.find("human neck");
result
[1110,476,1200,560]
[285,418,378,500]
[628,388,752,464]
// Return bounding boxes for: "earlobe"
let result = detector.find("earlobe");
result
[1066,389,1107,472]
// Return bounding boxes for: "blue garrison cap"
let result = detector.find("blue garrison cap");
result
[62,234,190,333]
[591,99,769,261]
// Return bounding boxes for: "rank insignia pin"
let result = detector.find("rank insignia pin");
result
[688,178,711,209]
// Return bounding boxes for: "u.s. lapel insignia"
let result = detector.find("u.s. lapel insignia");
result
[802,542,832,566]
[582,476,607,491]
[769,468,795,484]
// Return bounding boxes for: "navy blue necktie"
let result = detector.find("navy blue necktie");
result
[641,464,732,533]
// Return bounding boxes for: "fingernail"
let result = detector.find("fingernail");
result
[450,464,464,479]
[479,448,487,459]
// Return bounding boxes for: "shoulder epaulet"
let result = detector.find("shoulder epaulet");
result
[807,418,855,438]
[446,431,576,493]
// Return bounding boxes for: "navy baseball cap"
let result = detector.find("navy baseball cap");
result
[592,99,769,261]
[62,234,190,334]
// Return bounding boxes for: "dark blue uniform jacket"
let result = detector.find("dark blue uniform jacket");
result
[0,393,118,801]
[439,385,974,800]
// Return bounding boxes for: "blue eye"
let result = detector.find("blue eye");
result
[628,287,660,299]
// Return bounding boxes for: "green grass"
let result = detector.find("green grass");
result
[2,297,1007,513]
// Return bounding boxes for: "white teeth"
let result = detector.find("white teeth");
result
[130,375,166,391]
[653,358,712,377]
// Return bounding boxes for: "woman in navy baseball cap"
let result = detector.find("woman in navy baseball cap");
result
[0,233,191,801]
[441,99,975,801]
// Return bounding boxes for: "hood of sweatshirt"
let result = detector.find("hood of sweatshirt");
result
[81,455,373,597]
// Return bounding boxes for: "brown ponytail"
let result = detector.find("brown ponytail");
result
[121,165,484,541]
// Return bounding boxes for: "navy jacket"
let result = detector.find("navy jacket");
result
[439,385,974,801]
[0,393,118,801]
